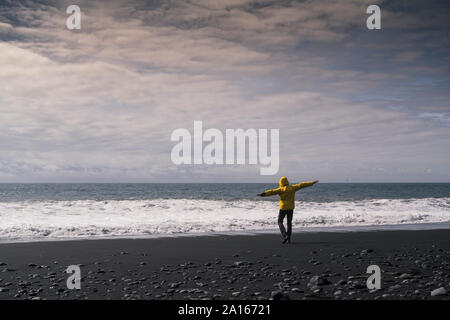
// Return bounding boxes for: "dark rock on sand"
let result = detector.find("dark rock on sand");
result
[336,279,347,286]
[334,290,343,296]
[430,287,447,297]
[271,290,289,300]
[308,275,331,287]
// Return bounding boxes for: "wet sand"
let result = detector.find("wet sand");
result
[0,229,449,300]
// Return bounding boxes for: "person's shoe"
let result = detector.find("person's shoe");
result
[286,237,291,244]
[282,236,289,244]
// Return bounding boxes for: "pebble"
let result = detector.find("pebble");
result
[430,287,447,297]
[170,282,181,289]
[389,285,402,291]
[233,261,249,267]
[271,290,289,300]
[336,279,347,286]
[308,275,331,287]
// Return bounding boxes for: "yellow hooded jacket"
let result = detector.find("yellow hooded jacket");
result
[263,177,315,210]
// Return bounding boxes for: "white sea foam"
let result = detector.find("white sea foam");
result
[0,198,449,242]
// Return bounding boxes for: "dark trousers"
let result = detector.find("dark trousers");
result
[278,209,293,238]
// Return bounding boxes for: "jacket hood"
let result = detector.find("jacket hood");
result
[279,176,289,187]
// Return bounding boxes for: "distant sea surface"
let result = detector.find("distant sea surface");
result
[1,183,449,242]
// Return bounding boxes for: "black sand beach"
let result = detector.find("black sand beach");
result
[0,229,449,300]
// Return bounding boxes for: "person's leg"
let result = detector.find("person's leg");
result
[286,210,293,242]
[278,210,287,238]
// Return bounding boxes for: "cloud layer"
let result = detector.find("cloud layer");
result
[0,0,449,182]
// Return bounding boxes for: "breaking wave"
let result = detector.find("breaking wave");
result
[0,198,449,242]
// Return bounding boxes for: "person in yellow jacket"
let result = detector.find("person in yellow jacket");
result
[257,177,319,244]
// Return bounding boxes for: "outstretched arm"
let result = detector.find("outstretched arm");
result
[292,180,319,191]
[256,187,282,197]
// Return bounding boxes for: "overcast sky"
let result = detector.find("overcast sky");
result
[0,0,449,182]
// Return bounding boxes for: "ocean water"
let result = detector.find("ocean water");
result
[0,183,449,242]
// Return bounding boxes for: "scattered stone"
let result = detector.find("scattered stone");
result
[389,285,402,291]
[169,282,181,289]
[430,287,447,297]
[271,290,289,300]
[308,275,331,287]
[233,261,248,267]
[336,279,347,286]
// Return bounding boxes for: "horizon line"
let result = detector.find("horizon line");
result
[1,181,450,184]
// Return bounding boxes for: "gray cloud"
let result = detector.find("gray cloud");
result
[0,0,449,182]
